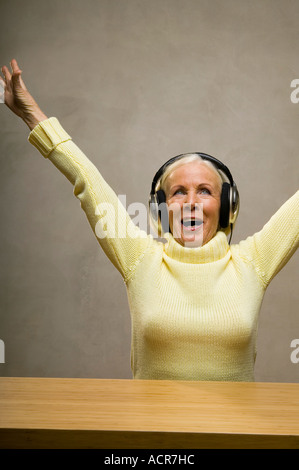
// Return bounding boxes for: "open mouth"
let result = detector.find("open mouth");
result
[181,218,203,231]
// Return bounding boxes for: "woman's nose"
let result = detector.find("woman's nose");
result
[184,191,198,208]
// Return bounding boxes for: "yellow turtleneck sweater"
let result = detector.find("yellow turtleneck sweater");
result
[28,118,299,381]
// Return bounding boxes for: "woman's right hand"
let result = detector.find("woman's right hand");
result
[1,59,47,130]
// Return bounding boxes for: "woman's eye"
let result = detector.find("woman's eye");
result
[199,188,211,195]
[174,189,184,195]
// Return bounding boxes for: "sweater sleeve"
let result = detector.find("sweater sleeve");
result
[238,191,299,288]
[28,117,152,281]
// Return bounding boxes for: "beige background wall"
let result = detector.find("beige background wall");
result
[0,0,298,381]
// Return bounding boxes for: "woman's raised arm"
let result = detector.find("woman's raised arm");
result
[1,59,153,281]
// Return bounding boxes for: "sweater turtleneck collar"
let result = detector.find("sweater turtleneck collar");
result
[163,231,230,264]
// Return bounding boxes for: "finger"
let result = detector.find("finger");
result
[0,76,5,103]
[1,65,12,83]
[10,58,22,75]
[10,59,25,90]
[11,70,23,88]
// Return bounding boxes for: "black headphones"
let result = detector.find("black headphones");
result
[149,152,239,237]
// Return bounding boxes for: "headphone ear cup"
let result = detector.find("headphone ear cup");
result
[156,189,166,206]
[219,182,230,229]
[150,188,167,219]
[149,190,167,221]
[155,189,170,232]
[230,184,239,225]
[149,194,159,221]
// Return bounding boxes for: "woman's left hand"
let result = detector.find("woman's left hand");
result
[1,59,47,130]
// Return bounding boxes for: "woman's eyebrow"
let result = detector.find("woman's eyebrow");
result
[170,184,186,191]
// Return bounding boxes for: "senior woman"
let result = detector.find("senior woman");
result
[1,60,298,381]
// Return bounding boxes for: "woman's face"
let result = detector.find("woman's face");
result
[164,161,221,247]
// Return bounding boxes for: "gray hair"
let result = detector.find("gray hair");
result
[156,153,229,194]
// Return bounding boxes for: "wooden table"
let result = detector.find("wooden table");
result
[0,377,298,449]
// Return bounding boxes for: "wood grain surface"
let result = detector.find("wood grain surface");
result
[0,378,298,448]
